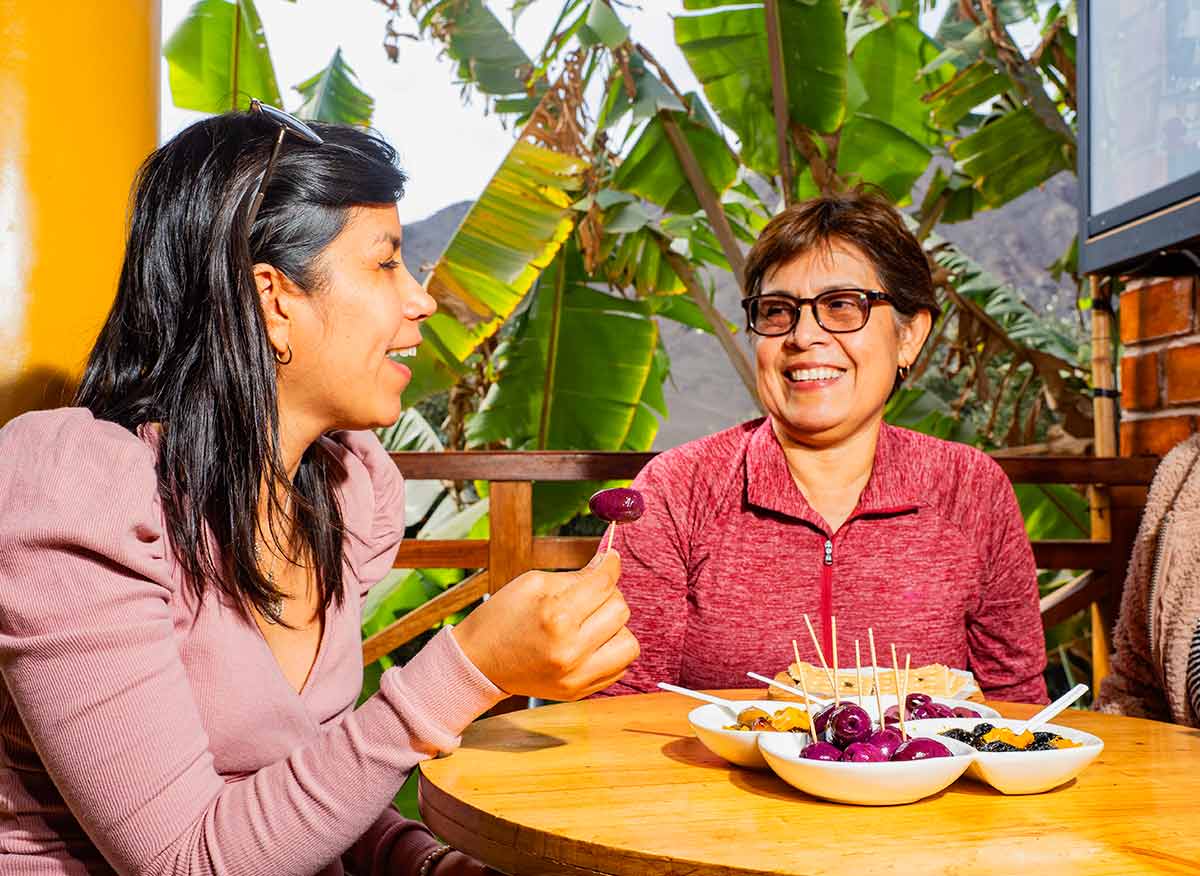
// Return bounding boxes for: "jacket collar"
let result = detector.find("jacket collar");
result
[744,418,921,532]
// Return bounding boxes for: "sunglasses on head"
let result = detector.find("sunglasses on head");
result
[244,98,324,230]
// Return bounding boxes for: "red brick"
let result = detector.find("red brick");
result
[1165,341,1200,404]
[1120,351,1160,411]
[1119,277,1194,344]
[1120,415,1196,457]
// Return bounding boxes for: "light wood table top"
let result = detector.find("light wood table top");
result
[418,689,1200,876]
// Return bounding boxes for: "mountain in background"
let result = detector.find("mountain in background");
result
[401,172,1081,450]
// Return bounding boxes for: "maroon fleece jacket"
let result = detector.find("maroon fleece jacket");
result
[605,418,1049,704]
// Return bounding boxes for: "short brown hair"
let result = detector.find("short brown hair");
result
[743,191,941,322]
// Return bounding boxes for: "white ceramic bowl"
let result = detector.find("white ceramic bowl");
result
[687,700,812,769]
[757,732,976,805]
[906,717,1104,795]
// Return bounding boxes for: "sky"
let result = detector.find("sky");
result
[159,2,1034,224]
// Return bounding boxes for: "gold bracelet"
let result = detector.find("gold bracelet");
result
[418,844,453,876]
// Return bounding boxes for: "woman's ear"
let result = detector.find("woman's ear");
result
[253,263,296,361]
[898,309,933,370]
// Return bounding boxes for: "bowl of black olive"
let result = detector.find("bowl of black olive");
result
[907,717,1104,795]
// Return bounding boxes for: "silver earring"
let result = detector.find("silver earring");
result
[898,364,911,380]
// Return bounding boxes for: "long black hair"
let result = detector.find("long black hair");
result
[75,110,408,622]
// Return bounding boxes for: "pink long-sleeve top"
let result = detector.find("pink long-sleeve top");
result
[0,408,504,875]
[604,418,1049,704]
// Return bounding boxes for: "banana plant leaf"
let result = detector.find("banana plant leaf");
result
[675,0,847,175]
[950,107,1072,209]
[837,115,931,203]
[578,0,629,49]
[1015,483,1089,540]
[612,114,738,215]
[410,0,543,116]
[920,165,985,224]
[931,238,1081,364]
[850,19,951,147]
[164,0,281,112]
[403,136,589,404]
[293,47,374,126]
[884,385,968,442]
[831,19,951,203]
[926,61,1010,132]
[465,245,665,530]
[928,0,1038,71]
[597,52,687,133]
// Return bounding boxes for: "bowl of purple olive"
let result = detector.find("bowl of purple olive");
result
[757,700,975,805]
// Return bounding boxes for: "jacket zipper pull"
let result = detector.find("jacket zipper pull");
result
[824,538,833,565]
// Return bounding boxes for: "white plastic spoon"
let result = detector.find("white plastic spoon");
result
[1015,683,1090,736]
[655,682,743,719]
[745,672,831,709]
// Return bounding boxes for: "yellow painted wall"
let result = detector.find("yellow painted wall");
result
[0,1,159,423]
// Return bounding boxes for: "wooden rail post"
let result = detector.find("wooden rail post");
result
[487,481,534,593]
[1089,274,1118,689]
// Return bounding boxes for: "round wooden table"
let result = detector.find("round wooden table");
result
[418,689,1200,875]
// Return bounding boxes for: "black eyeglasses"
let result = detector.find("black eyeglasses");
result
[741,289,892,336]
[245,98,324,230]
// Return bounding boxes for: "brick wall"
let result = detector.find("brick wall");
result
[1118,276,1200,456]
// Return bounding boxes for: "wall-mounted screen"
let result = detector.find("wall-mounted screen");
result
[1080,0,1200,274]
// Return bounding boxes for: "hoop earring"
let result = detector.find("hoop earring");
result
[274,345,293,365]
[898,364,911,381]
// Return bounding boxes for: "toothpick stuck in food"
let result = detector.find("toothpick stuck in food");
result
[830,616,840,707]
[794,644,815,735]
[891,643,908,741]
[802,614,836,694]
[868,628,884,728]
[855,640,864,709]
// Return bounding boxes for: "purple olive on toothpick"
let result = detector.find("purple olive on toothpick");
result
[588,487,645,555]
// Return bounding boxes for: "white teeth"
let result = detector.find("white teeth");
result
[786,367,843,382]
[387,347,418,360]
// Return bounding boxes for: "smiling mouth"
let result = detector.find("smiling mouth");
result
[386,346,419,362]
[784,366,845,383]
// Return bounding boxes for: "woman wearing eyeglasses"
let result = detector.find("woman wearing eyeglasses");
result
[602,191,1047,705]
[0,107,637,875]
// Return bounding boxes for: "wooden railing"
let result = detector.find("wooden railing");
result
[362,452,1159,666]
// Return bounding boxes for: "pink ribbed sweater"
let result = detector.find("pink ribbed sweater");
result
[0,409,504,875]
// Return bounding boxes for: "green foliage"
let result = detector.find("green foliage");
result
[466,244,665,529]
[164,0,281,111]
[411,0,543,115]
[612,115,739,214]
[675,0,847,174]
[951,107,1072,209]
[293,48,374,126]
[404,139,588,403]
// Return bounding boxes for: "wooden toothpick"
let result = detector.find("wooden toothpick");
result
[868,628,884,731]
[794,640,815,734]
[855,640,864,709]
[830,615,840,707]
[891,643,908,741]
[802,613,836,695]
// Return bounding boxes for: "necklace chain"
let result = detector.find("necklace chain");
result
[252,542,285,625]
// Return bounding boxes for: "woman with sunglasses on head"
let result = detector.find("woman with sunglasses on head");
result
[600,191,1047,705]
[0,106,637,876]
